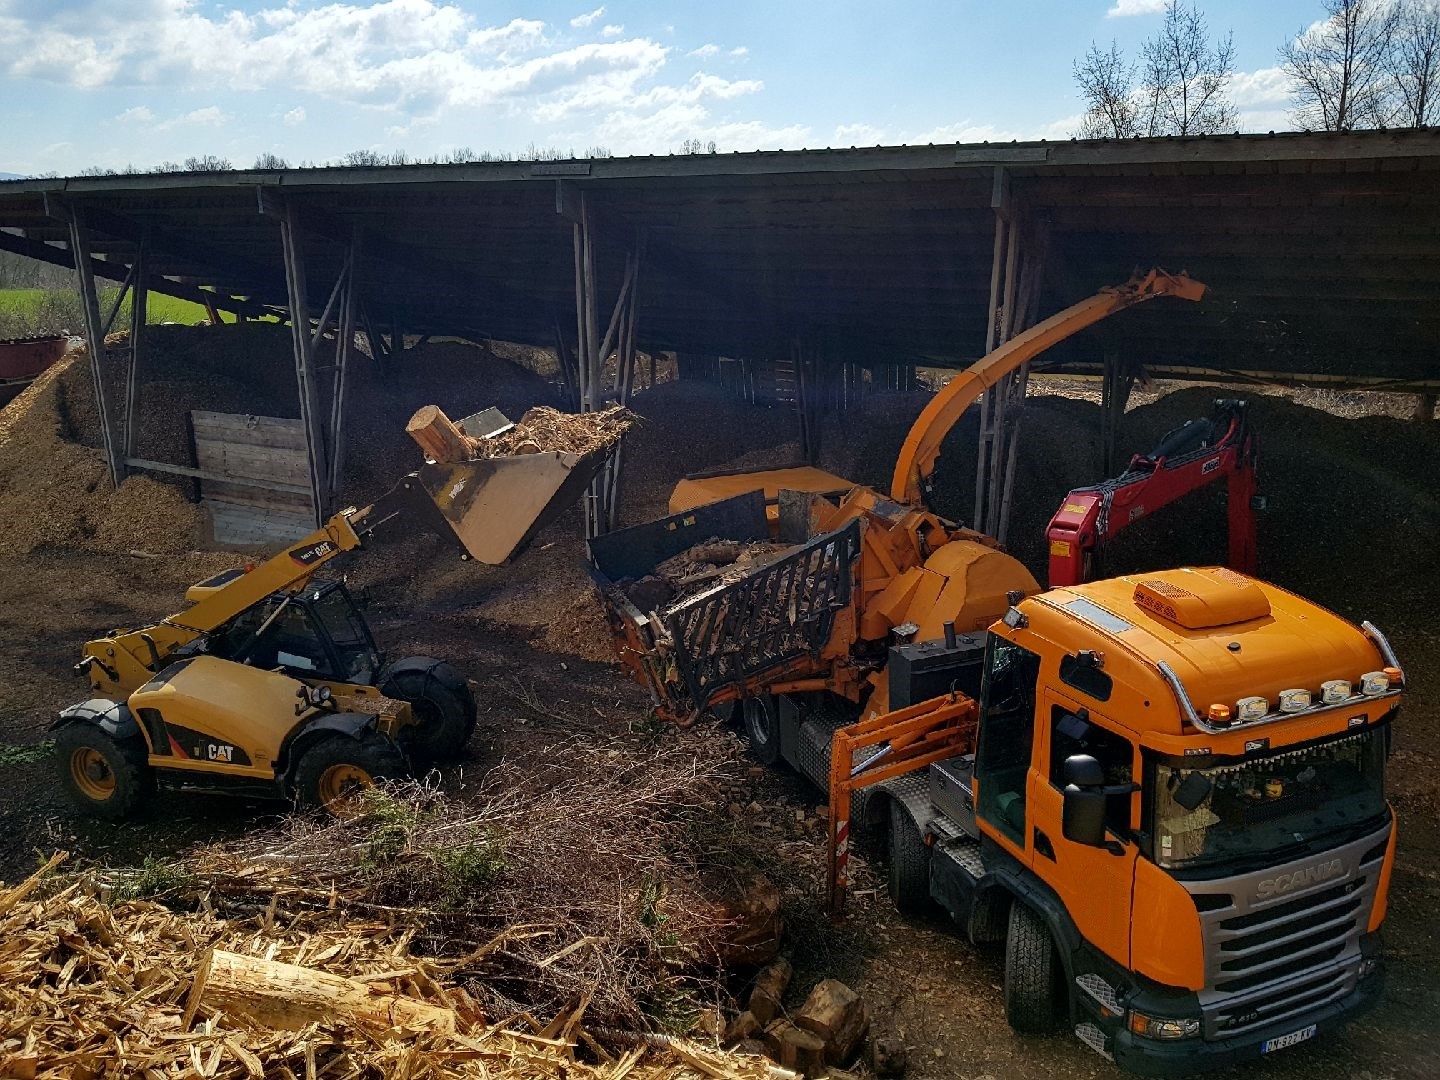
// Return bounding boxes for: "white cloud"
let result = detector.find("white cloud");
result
[115,105,155,123]
[1229,65,1291,131]
[600,24,623,39]
[569,6,604,29]
[729,46,748,58]
[1107,0,1166,16]
[153,104,227,130]
[689,43,719,58]
[283,106,306,126]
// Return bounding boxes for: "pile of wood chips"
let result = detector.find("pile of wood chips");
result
[622,540,796,614]
[470,406,637,460]
[0,854,790,1080]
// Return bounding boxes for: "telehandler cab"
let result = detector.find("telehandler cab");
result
[55,408,611,817]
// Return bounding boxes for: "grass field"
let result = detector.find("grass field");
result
[0,287,231,337]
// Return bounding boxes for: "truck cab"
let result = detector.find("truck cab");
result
[952,567,1396,1073]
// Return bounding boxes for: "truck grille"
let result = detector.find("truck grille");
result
[1185,825,1389,1040]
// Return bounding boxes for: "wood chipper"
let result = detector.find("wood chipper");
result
[590,271,1404,1075]
[55,405,627,817]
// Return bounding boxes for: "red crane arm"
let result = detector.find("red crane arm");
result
[1046,402,1259,588]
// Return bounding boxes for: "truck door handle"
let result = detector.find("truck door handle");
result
[1033,829,1057,862]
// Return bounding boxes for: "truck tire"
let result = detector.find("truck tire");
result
[887,799,932,915]
[739,695,782,766]
[55,723,153,820]
[380,657,476,763]
[293,734,404,814]
[1005,901,1061,1033]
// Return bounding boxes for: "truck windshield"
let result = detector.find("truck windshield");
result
[1151,728,1386,871]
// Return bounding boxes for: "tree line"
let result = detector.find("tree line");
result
[1075,0,1440,137]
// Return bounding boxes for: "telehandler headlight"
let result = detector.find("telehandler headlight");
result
[1278,688,1312,713]
[1235,696,1269,722]
[1360,671,1390,696]
[1321,679,1352,704]
[1127,1010,1201,1041]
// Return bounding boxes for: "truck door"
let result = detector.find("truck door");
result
[1028,690,1139,968]
[974,634,1042,860]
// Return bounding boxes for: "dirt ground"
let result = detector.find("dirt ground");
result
[0,338,1437,1079]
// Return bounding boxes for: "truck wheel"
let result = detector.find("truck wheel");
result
[1005,901,1062,1033]
[887,799,932,915]
[293,735,404,814]
[739,695,782,766]
[55,724,153,820]
[380,657,476,763]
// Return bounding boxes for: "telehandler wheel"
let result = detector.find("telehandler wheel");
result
[54,724,153,820]
[1005,901,1062,1034]
[738,695,782,766]
[380,657,476,763]
[887,799,933,915]
[293,735,404,815]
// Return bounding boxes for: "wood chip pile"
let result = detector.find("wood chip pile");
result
[0,854,787,1080]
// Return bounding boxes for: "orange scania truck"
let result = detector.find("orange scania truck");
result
[589,272,1403,1074]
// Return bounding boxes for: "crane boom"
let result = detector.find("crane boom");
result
[889,268,1207,507]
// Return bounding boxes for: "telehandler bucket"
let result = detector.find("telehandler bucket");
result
[412,407,618,565]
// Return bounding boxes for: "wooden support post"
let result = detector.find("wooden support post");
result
[279,201,331,526]
[975,170,1009,528]
[63,206,125,486]
[123,235,147,463]
[982,213,1022,536]
[327,232,358,503]
[1416,392,1436,422]
[360,302,389,374]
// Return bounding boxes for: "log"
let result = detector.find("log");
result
[762,1019,826,1077]
[748,957,794,1025]
[713,876,784,968]
[795,978,869,1066]
[406,404,471,464]
[868,1035,908,1077]
[721,1009,761,1047]
[189,949,456,1033]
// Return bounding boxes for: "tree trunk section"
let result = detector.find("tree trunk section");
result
[748,957,794,1025]
[795,978,869,1065]
[406,405,471,463]
[188,949,456,1033]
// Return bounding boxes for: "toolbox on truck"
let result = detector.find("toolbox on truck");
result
[589,491,862,718]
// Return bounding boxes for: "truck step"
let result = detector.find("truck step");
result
[1074,1022,1114,1062]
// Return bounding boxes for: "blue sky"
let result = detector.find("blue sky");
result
[0,1,1323,176]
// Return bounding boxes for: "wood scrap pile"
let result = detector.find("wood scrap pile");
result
[0,854,788,1079]
[621,539,795,614]
[407,404,636,464]
[721,961,873,1078]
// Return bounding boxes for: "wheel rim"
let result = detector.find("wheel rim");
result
[744,699,773,747]
[316,763,374,810]
[70,747,116,802]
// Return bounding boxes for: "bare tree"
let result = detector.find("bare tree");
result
[182,155,232,171]
[1139,1,1239,134]
[1388,0,1440,126]
[253,152,289,169]
[1074,40,1142,138]
[679,138,718,154]
[1280,0,1400,130]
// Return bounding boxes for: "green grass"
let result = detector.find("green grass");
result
[0,287,233,336]
[0,740,52,767]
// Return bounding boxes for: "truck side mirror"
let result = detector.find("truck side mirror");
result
[1063,785,1108,847]
[1062,753,1105,788]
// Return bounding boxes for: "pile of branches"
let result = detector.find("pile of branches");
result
[189,739,742,1032]
[474,405,638,459]
[0,850,781,1079]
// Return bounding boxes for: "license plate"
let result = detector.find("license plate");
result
[1262,1025,1316,1054]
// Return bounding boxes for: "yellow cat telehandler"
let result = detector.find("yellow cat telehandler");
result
[54,407,608,817]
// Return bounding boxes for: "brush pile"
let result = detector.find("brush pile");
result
[0,738,804,1078]
[476,405,638,459]
[0,855,780,1079]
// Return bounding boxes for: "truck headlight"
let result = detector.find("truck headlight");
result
[1360,671,1390,696]
[1278,688,1312,713]
[1236,696,1269,722]
[1321,679,1351,704]
[1128,1011,1202,1040]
